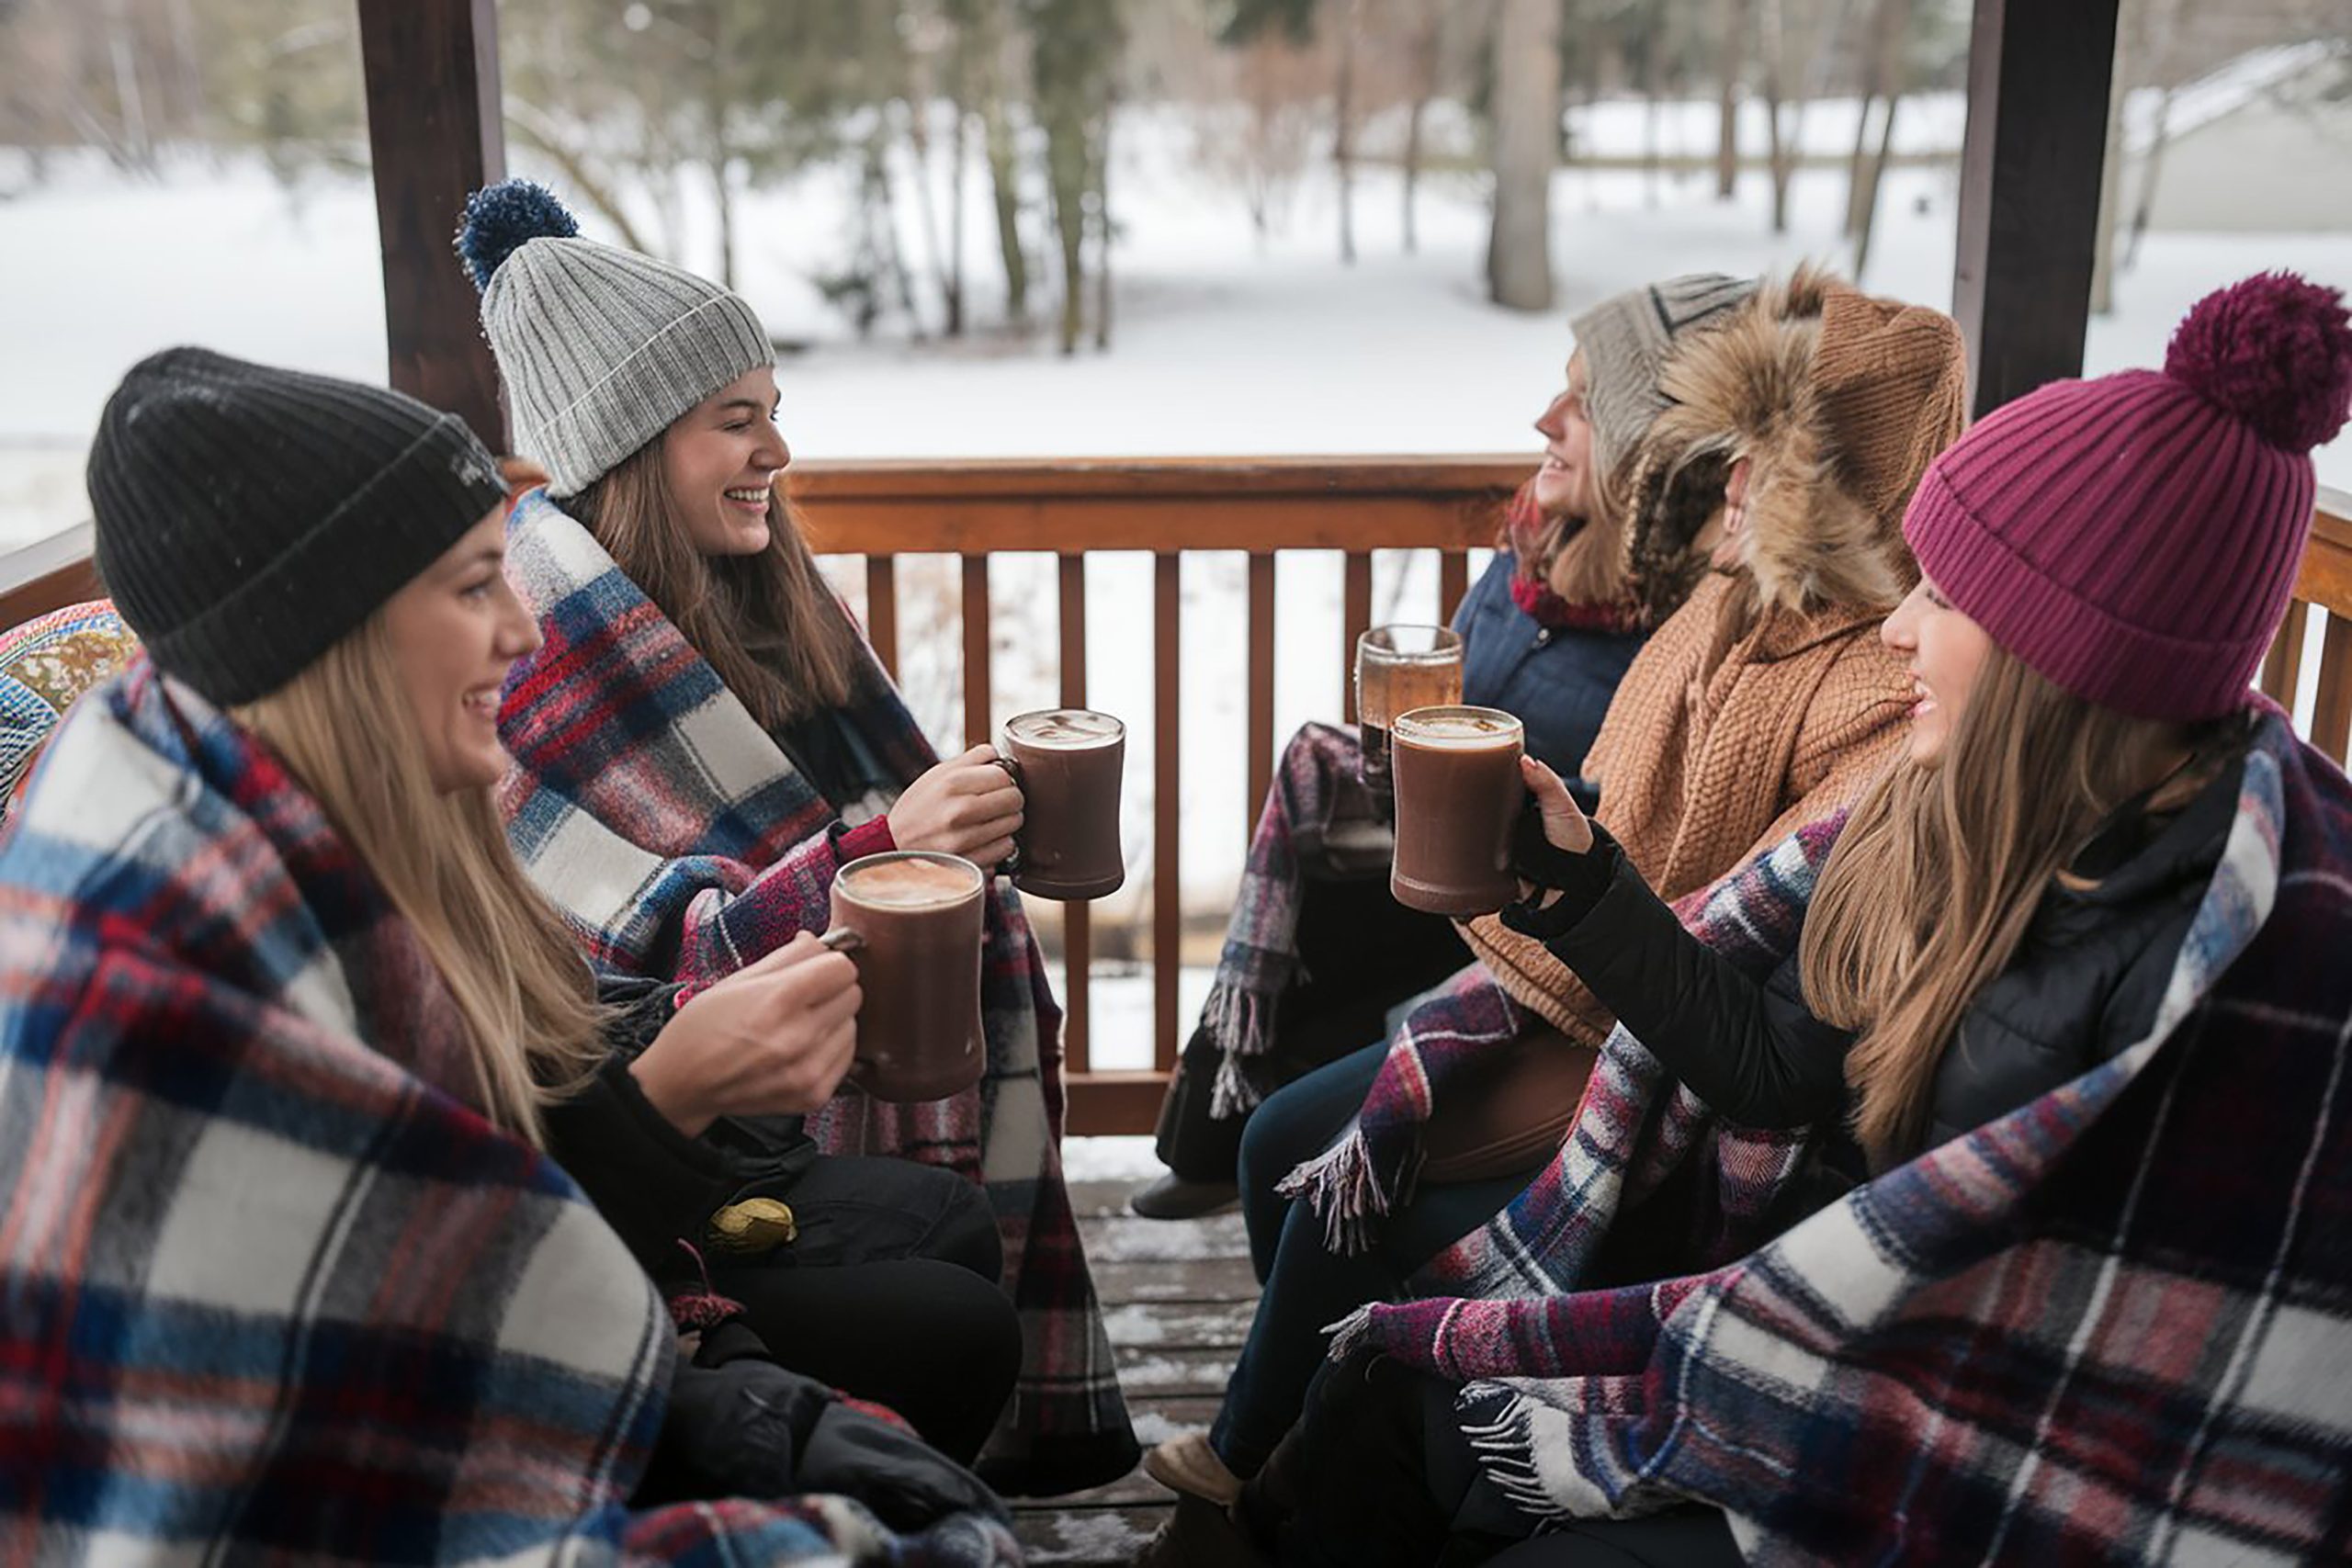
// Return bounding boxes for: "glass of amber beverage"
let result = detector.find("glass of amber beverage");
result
[1355,625,1464,818]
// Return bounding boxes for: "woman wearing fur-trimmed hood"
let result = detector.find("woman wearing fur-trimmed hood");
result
[1454,265,1967,1042]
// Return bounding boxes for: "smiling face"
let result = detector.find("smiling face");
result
[380,508,543,794]
[1532,351,1597,519]
[660,366,789,558]
[1881,573,1994,766]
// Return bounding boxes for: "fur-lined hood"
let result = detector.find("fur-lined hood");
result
[1623,266,1968,626]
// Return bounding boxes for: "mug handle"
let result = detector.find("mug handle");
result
[816,926,866,955]
[988,754,1025,879]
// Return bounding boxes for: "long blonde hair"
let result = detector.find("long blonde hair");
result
[236,616,605,1146]
[1799,644,2227,1163]
[575,444,861,729]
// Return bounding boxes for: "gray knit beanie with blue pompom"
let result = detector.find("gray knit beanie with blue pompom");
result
[457,179,773,498]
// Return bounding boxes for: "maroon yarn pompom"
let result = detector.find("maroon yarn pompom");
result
[2164,271,2352,454]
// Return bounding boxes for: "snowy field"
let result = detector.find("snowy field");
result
[4,106,2346,1069]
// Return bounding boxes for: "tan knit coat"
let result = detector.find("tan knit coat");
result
[1459,275,1968,1039]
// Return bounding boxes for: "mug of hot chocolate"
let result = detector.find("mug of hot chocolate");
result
[997,707,1125,901]
[827,851,987,1102]
[1388,705,1525,915]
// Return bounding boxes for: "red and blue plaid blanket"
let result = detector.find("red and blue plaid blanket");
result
[1332,712,2352,1562]
[0,663,1017,1563]
[495,490,1135,1492]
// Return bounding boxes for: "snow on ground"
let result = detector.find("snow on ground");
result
[4,112,2346,1069]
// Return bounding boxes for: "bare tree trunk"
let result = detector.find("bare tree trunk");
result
[1759,0,1792,233]
[1715,0,1752,199]
[2124,0,2183,268]
[102,0,150,167]
[1851,94,1898,276]
[1487,0,1559,310]
[1334,0,1360,265]
[1402,93,1425,252]
[1091,100,1112,350]
[710,155,738,288]
[2090,6,2132,312]
[983,99,1028,322]
[1643,52,1663,209]
[903,96,956,334]
[1844,0,1903,242]
[164,0,208,135]
[868,125,925,337]
[947,104,968,336]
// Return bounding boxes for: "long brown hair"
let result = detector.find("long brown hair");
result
[574,444,861,728]
[1799,644,2228,1164]
[237,616,605,1146]
[1532,451,1639,609]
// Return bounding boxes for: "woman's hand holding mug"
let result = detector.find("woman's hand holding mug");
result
[887,746,1024,871]
[632,931,862,1136]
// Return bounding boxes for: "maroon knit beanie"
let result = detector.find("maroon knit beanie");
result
[1903,272,2352,721]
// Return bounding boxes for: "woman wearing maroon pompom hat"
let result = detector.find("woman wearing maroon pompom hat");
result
[1140,273,2352,1566]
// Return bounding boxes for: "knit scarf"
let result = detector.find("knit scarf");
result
[1281,821,1827,1255]
[0,664,1018,1564]
[494,491,1136,1494]
[1330,713,2352,1562]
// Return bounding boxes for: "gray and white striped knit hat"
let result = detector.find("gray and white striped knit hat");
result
[457,180,772,498]
[1569,273,1757,481]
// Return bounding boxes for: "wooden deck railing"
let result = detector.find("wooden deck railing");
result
[791,456,1522,1134]
[0,469,2346,1135]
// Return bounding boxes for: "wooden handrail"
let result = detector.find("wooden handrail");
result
[3,469,2347,1134]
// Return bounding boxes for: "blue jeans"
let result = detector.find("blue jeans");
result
[1209,1039,1536,1473]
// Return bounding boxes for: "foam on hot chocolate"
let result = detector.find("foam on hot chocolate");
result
[1396,708,1521,748]
[840,855,981,908]
[1007,709,1123,750]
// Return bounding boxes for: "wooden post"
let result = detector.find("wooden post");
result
[357,0,507,448]
[1951,0,2119,419]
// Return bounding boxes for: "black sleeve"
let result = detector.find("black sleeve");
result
[543,1054,737,1284]
[1501,827,1854,1129]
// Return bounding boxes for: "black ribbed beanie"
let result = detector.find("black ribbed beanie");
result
[87,347,511,705]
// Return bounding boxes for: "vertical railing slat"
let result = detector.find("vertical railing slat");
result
[1439,549,1469,626]
[1247,554,1277,840]
[1057,553,1091,1076]
[1155,552,1182,1075]
[2313,612,2352,768]
[1340,550,1374,723]
[2259,600,2310,709]
[961,554,990,750]
[865,557,898,679]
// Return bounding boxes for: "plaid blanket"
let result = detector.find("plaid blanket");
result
[1283,820,1832,1260]
[0,663,1017,1564]
[1200,721,1388,1115]
[1331,712,2352,1562]
[495,490,1135,1492]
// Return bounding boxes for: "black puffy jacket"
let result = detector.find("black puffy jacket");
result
[1503,745,2242,1174]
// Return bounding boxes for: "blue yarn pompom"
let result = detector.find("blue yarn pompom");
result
[455,178,580,293]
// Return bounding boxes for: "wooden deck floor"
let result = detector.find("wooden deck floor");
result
[1012,1175,1256,1565]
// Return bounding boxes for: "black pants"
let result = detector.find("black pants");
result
[709,1154,1023,1467]
[1155,872,1470,1183]
[1241,1351,1742,1568]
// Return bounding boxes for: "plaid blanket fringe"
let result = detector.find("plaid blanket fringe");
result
[1200,722,1375,1117]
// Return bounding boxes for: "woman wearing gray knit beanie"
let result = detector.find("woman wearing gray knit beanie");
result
[460,178,1136,1495]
